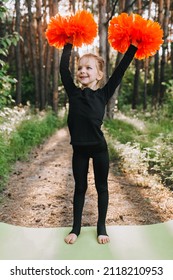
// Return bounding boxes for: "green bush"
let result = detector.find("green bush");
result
[0,1,20,109]
[162,80,173,118]
[145,134,173,189]
[0,135,11,184]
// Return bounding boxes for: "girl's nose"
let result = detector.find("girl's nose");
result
[80,68,85,73]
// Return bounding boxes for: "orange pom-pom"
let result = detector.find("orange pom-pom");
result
[108,13,133,53]
[68,10,97,47]
[131,14,164,59]
[45,10,97,48]
[108,13,164,59]
[45,14,70,48]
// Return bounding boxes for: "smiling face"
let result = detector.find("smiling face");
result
[77,54,104,90]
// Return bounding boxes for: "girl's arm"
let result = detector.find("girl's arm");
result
[103,44,137,103]
[60,43,77,96]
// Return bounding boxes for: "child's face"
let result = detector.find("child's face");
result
[77,57,103,90]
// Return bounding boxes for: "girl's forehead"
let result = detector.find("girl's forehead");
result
[79,56,97,66]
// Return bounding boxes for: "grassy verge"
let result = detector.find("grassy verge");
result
[104,114,173,189]
[104,118,143,144]
[0,111,67,191]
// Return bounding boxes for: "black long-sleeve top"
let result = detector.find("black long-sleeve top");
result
[60,43,137,146]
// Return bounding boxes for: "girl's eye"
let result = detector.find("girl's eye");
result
[87,66,92,70]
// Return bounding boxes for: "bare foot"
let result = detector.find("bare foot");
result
[64,233,78,244]
[97,235,110,244]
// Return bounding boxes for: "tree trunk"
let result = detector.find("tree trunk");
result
[152,0,163,109]
[131,0,142,110]
[99,0,112,118]
[108,0,125,115]
[26,0,40,109]
[36,0,45,110]
[99,0,109,82]
[15,0,22,105]
[143,58,149,111]
[69,0,76,80]
[142,0,152,111]
[152,52,159,109]
[105,0,120,118]
[106,0,135,117]
[124,0,134,13]
[159,0,170,106]
[52,0,59,114]
[132,60,140,109]
[45,0,53,107]
[171,41,173,79]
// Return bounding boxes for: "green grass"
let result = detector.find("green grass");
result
[0,111,67,191]
[0,135,11,186]
[104,116,173,148]
[104,114,173,188]
[104,118,143,144]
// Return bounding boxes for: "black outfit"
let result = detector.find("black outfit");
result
[60,43,137,237]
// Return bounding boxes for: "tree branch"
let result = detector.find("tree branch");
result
[106,0,119,24]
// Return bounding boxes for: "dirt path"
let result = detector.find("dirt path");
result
[0,127,173,228]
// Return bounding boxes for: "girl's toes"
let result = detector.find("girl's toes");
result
[97,235,110,244]
[64,233,77,244]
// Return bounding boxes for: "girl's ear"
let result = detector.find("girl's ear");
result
[97,71,104,81]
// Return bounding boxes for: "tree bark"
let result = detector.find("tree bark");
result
[131,0,142,110]
[52,0,59,114]
[143,59,149,111]
[142,0,152,111]
[45,0,53,107]
[152,0,163,109]
[98,0,109,82]
[106,0,135,117]
[99,0,112,118]
[132,60,140,109]
[171,41,173,79]
[27,0,40,109]
[36,0,45,110]
[15,0,22,105]
[105,0,118,118]
[159,0,170,106]
[152,52,159,109]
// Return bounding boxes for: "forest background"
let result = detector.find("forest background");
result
[0,0,173,193]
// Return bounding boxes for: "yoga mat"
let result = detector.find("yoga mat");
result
[1,221,173,260]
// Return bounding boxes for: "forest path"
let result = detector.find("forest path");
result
[0,127,173,228]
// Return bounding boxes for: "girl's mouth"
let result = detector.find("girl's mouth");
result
[80,76,88,79]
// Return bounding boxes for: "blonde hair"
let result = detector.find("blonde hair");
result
[78,53,105,88]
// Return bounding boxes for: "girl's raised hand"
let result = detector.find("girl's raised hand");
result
[131,38,139,48]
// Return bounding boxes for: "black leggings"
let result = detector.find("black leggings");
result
[70,142,109,237]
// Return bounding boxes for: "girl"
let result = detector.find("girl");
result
[60,41,137,244]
